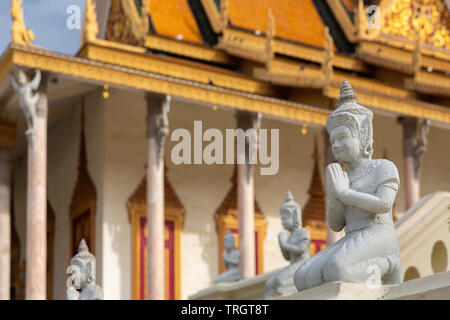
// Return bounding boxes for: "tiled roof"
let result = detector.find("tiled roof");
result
[148,0,204,44]
[227,0,326,48]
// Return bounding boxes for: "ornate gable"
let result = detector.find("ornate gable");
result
[382,0,450,50]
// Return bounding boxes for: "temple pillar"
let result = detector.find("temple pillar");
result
[398,117,430,211]
[24,73,48,300]
[146,93,170,300]
[236,111,261,279]
[323,128,341,245]
[0,117,16,300]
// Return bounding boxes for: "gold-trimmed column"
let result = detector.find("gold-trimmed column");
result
[0,116,16,300]
[236,111,261,280]
[11,69,48,300]
[145,93,170,300]
[397,116,430,211]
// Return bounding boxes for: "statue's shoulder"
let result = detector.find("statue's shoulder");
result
[373,159,400,187]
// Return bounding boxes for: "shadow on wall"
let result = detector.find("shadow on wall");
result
[107,222,130,299]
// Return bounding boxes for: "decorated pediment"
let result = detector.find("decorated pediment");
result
[382,0,450,50]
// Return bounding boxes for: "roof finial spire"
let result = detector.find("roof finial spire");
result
[83,0,99,44]
[11,0,35,46]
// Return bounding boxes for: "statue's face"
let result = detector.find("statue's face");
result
[71,261,88,288]
[224,235,235,250]
[281,208,295,230]
[330,125,360,163]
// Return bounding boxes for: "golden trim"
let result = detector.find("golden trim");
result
[200,0,227,33]
[4,45,329,125]
[219,27,368,72]
[357,40,450,74]
[120,0,148,45]
[81,42,274,96]
[130,205,184,300]
[405,71,450,97]
[144,35,233,64]
[324,82,450,124]
[325,0,356,43]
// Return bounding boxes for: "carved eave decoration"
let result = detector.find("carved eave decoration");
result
[355,0,450,77]
[105,0,148,46]
[144,34,233,64]
[0,113,17,148]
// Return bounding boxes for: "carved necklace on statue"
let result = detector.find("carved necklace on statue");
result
[348,159,378,186]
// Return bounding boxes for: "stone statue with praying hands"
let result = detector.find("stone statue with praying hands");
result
[265,191,310,298]
[215,230,241,284]
[294,80,402,292]
[66,239,103,300]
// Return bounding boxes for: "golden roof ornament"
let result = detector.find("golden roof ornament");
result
[11,0,34,46]
[220,0,229,30]
[83,0,99,44]
[322,27,334,87]
[265,8,276,64]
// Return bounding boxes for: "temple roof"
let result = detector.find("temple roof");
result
[225,0,327,49]
[148,0,204,44]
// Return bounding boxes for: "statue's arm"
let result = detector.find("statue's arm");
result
[30,70,41,90]
[337,184,397,215]
[327,196,346,232]
[11,74,18,91]
[226,252,240,265]
[281,230,310,255]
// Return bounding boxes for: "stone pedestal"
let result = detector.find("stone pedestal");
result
[190,269,278,300]
[273,271,450,300]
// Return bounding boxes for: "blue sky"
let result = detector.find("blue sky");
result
[0,0,86,56]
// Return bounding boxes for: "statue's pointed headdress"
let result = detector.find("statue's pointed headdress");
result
[326,80,374,159]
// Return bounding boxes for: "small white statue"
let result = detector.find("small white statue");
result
[66,239,103,300]
[265,191,310,298]
[215,230,241,283]
[294,80,401,291]
[11,69,41,141]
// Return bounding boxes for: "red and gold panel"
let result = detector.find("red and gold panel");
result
[306,224,327,256]
[131,207,183,300]
[137,218,176,300]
